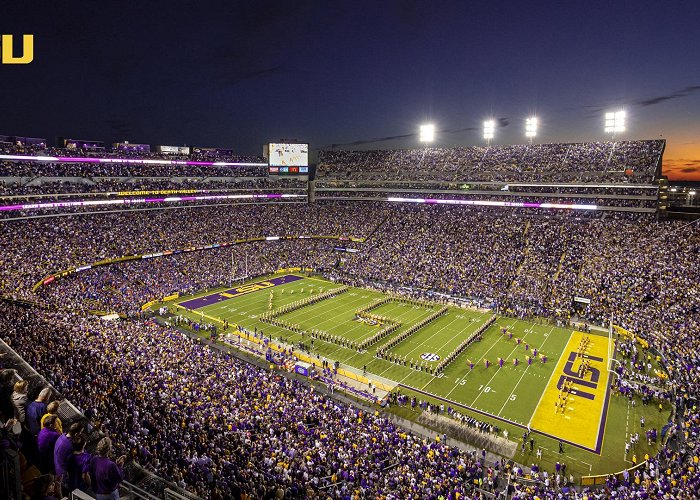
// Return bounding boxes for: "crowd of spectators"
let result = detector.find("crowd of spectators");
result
[0,201,379,299]
[318,140,663,183]
[35,241,341,315]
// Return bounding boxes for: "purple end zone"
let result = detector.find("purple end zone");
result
[178,274,303,310]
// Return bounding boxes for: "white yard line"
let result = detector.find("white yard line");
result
[399,312,489,359]
[497,325,555,416]
[443,319,519,399]
[470,324,541,408]
[328,304,431,361]
[393,314,490,385]
[376,313,467,378]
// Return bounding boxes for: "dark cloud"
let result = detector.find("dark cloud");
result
[634,85,700,107]
[329,133,415,148]
[681,167,699,172]
[575,85,700,116]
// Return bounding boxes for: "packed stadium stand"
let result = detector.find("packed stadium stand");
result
[2,138,699,499]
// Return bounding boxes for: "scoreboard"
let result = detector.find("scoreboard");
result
[267,143,309,175]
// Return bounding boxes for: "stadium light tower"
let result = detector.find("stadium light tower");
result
[419,124,435,143]
[525,117,538,144]
[604,110,626,139]
[483,120,495,146]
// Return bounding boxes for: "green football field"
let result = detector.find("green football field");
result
[161,272,672,480]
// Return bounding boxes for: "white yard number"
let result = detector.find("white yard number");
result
[510,394,517,401]
[478,385,492,393]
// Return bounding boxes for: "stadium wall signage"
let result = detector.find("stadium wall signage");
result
[1,35,33,64]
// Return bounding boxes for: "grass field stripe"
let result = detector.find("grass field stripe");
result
[469,324,539,407]
[443,318,519,399]
[263,289,374,338]
[497,325,556,416]
[340,302,427,354]
[305,298,423,345]
[527,330,573,428]
[375,313,468,378]
[332,304,432,362]
[389,312,489,360]
[386,314,476,382]
[379,315,474,374]
[390,310,489,358]
[283,293,395,336]
[350,303,437,357]
[349,302,434,343]
[277,295,429,361]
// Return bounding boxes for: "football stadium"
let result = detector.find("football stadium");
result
[2,3,700,500]
[0,136,696,499]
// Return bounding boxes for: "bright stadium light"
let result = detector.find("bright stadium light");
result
[483,120,495,143]
[419,124,435,142]
[525,117,538,143]
[604,110,626,134]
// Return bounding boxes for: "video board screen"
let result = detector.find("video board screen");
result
[268,143,308,167]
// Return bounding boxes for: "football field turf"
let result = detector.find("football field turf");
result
[166,272,671,478]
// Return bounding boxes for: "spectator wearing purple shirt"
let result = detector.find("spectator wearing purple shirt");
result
[37,415,60,474]
[54,421,85,492]
[26,387,51,436]
[89,437,125,500]
[66,433,91,493]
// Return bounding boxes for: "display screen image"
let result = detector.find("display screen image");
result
[269,143,308,167]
